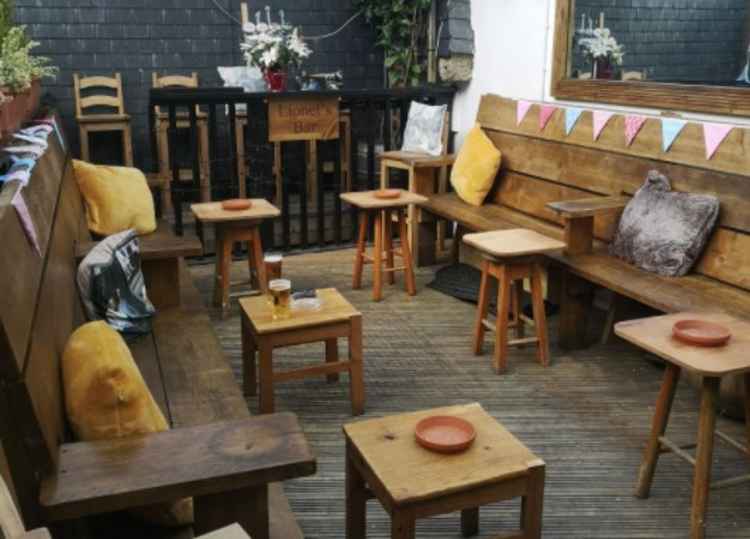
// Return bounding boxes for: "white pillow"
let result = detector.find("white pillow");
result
[217,66,264,92]
[401,101,447,156]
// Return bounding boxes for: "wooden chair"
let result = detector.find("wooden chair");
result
[380,109,453,265]
[73,73,133,166]
[153,72,211,212]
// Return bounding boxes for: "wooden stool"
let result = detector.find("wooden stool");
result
[240,288,365,416]
[463,229,565,373]
[191,200,280,313]
[153,72,211,212]
[340,190,427,302]
[344,403,546,539]
[73,73,133,166]
[616,313,750,539]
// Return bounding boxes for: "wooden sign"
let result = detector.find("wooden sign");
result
[268,96,340,142]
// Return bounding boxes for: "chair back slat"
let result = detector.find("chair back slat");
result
[74,73,125,117]
[152,72,200,116]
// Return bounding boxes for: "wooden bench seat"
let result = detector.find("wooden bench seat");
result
[0,125,312,538]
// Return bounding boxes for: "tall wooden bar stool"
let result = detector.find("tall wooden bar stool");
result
[153,72,211,211]
[464,229,565,374]
[73,73,133,166]
[340,190,427,302]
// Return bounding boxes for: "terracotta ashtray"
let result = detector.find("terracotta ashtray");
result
[374,189,401,200]
[415,415,476,454]
[221,198,253,211]
[672,319,731,347]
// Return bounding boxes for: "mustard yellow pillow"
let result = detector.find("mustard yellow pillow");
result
[62,321,192,527]
[73,160,157,236]
[450,125,502,207]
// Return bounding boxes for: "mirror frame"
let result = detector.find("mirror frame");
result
[551,0,750,117]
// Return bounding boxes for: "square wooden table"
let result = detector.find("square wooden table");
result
[340,190,427,302]
[191,200,280,313]
[344,403,545,538]
[615,312,750,539]
[240,288,365,416]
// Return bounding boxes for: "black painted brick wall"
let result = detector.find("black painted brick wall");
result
[574,0,747,83]
[15,0,383,169]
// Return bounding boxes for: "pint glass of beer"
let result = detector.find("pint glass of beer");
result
[269,279,292,319]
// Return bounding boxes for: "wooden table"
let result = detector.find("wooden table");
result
[344,403,545,538]
[340,190,427,302]
[463,229,565,373]
[191,200,280,313]
[240,288,365,415]
[615,312,750,539]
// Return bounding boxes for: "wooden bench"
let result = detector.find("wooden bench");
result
[0,127,315,538]
[417,94,750,406]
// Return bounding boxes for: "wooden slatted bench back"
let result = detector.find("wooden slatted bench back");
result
[475,94,750,293]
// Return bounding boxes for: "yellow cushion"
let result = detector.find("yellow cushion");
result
[450,125,502,207]
[62,321,192,527]
[73,160,157,236]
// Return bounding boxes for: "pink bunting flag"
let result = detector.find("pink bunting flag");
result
[624,115,647,146]
[703,123,733,160]
[516,100,533,126]
[11,189,40,255]
[538,105,558,131]
[592,111,615,141]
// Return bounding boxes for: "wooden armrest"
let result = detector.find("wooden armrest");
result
[39,414,316,522]
[546,196,629,219]
[198,524,251,539]
[75,220,202,261]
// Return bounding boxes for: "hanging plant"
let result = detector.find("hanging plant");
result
[355,0,432,87]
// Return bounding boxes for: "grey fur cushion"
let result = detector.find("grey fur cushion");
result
[609,171,719,277]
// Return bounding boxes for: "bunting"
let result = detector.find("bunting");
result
[539,105,557,131]
[592,111,614,141]
[564,107,584,136]
[11,190,40,255]
[624,115,647,146]
[516,100,533,126]
[703,123,733,160]
[661,119,687,152]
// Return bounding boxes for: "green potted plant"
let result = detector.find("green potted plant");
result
[0,10,57,140]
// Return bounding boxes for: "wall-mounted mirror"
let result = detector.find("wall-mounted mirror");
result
[552,0,750,116]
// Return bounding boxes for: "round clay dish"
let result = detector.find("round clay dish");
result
[415,416,476,454]
[222,198,252,211]
[374,189,401,200]
[673,320,731,347]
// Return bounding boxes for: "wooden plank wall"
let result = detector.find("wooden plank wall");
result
[476,94,750,291]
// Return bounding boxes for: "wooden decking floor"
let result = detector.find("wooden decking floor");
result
[189,248,750,538]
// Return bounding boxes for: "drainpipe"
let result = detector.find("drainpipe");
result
[427,0,438,83]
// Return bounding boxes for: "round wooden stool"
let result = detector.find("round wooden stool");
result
[463,229,565,373]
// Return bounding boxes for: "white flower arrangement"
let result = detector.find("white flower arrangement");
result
[578,27,624,65]
[241,8,312,72]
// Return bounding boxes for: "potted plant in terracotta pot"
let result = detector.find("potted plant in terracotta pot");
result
[241,8,312,92]
[0,25,57,140]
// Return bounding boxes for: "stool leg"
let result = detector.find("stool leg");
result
[398,209,417,296]
[461,507,479,537]
[247,238,259,290]
[530,263,550,367]
[325,339,340,383]
[220,230,233,312]
[745,373,750,448]
[251,227,268,294]
[635,363,681,498]
[373,211,384,301]
[521,462,545,539]
[241,316,257,396]
[473,259,491,356]
[353,212,369,290]
[513,281,525,341]
[345,440,367,538]
[690,376,719,539]
[79,126,90,161]
[391,512,415,539]
[213,228,224,307]
[384,209,395,285]
[493,264,512,374]
[258,340,274,414]
[349,314,365,416]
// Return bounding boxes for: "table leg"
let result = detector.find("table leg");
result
[690,376,719,539]
[520,462,545,539]
[220,227,233,312]
[325,338,340,383]
[493,264,511,374]
[353,212,369,290]
[460,507,479,537]
[349,315,365,416]
[391,512,415,539]
[473,259,491,356]
[373,211,384,301]
[251,227,268,294]
[635,363,681,498]
[247,236,259,290]
[346,440,367,539]
[530,263,550,367]
[213,227,223,307]
[398,209,416,296]
[384,209,395,285]
[744,373,750,449]
[241,316,257,396]
[258,339,275,414]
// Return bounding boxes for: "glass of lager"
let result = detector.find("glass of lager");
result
[269,279,291,319]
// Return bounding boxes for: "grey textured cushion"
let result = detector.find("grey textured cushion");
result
[401,101,447,156]
[609,171,719,277]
